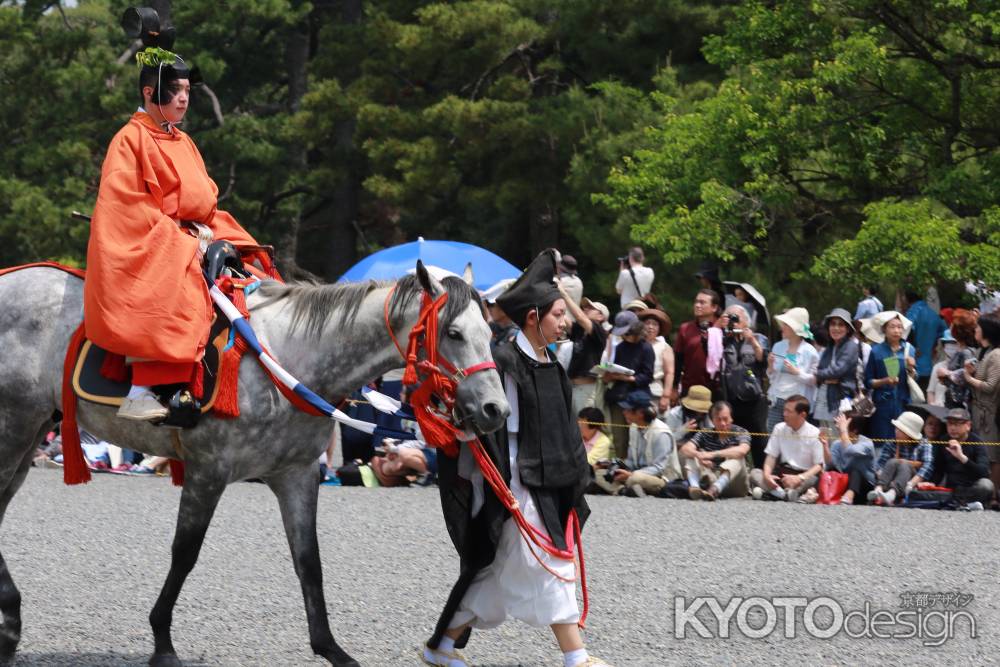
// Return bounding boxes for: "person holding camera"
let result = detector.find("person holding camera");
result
[593,390,680,497]
[663,385,714,445]
[615,247,654,309]
[717,305,768,467]
[680,401,751,500]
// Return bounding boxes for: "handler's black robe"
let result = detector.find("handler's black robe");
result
[428,340,591,649]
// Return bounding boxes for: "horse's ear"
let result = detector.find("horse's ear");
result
[462,262,474,286]
[416,260,444,296]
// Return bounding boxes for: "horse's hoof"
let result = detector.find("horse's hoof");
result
[149,653,183,667]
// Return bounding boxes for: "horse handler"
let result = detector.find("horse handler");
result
[422,250,610,667]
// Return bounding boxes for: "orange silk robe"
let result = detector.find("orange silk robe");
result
[84,112,259,365]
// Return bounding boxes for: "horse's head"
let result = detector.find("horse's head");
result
[415,262,509,434]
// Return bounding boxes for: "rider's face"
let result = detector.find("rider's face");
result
[145,78,190,124]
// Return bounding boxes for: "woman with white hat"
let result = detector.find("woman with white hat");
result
[766,307,819,432]
[862,311,917,450]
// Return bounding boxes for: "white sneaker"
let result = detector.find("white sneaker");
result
[751,487,764,500]
[116,392,168,422]
[966,501,985,512]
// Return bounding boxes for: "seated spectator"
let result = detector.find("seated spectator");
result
[338,438,428,487]
[602,311,654,458]
[578,407,613,468]
[766,308,818,432]
[750,395,823,502]
[930,408,994,509]
[821,412,876,505]
[680,401,751,501]
[663,384,713,444]
[867,411,934,506]
[594,390,680,497]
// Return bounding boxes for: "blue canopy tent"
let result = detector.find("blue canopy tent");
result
[337,237,521,292]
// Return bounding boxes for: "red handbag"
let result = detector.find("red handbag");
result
[818,471,849,504]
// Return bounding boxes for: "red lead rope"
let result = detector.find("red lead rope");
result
[384,285,589,628]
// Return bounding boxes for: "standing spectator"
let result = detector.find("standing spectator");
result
[717,305,768,467]
[694,263,723,298]
[805,309,860,429]
[615,246,654,309]
[963,315,1000,507]
[750,395,824,502]
[930,408,994,509]
[594,390,680,497]
[821,412,876,505]
[868,411,933,506]
[577,407,613,468]
[680,401,751,500]
[766,308,819,432]
[674,289,723,399]
[639,308,675,415]
[934,310,978,409]
[557,254,583,309]
[485,296,518,354]
[965,281,1000,317]
[602,311,655,458]
[905,290,946,391]
[927,328,958,407]
[863,311,916,451]
[561,284,609,414]
[854,286,883,321]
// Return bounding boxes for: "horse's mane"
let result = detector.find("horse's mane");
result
[253,274,480,339]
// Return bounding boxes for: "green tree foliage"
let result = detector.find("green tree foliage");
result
[602,0,1000,297]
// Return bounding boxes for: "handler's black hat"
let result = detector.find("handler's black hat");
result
[496,249,562,326]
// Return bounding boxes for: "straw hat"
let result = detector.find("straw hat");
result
[774,307,812,339]
[624,299,648,311]
[860,311,913,344]
[580,297,610,322]
[891,411,924,441]
[680,385,712,413]
[637,308,672,336]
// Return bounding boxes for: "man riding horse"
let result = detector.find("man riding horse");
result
[84,7,275,422]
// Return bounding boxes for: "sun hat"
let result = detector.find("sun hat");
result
[680,385,712,413]
[821,308,855,334]
[637,308,672,336]
[611,310,640,336]
[580,297,610,322]
[775,307,812,339]
[860,311,913,344]
[891,411,924,441]
[624,299,648,311]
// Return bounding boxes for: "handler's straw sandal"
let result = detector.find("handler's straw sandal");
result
[572,657,614,667]
[420,644,469,667]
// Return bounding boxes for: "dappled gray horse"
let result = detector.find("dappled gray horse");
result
[0,263,507,667]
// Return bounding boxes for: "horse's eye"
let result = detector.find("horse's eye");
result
[447,329,463,341]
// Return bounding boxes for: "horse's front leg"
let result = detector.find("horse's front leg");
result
[266,464,359,667]
[148,467,227,667]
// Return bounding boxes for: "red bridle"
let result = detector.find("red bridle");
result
[384,286,496,457]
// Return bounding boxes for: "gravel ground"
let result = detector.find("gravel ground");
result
[3,468,998,666]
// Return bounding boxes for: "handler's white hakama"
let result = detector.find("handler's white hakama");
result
[450,334,580,630]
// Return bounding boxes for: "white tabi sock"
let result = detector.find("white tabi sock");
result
[563,648,588,667]
[127,384,153,400]
[438,636,455,653]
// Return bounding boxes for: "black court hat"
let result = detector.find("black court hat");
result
[495,249,562,326]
